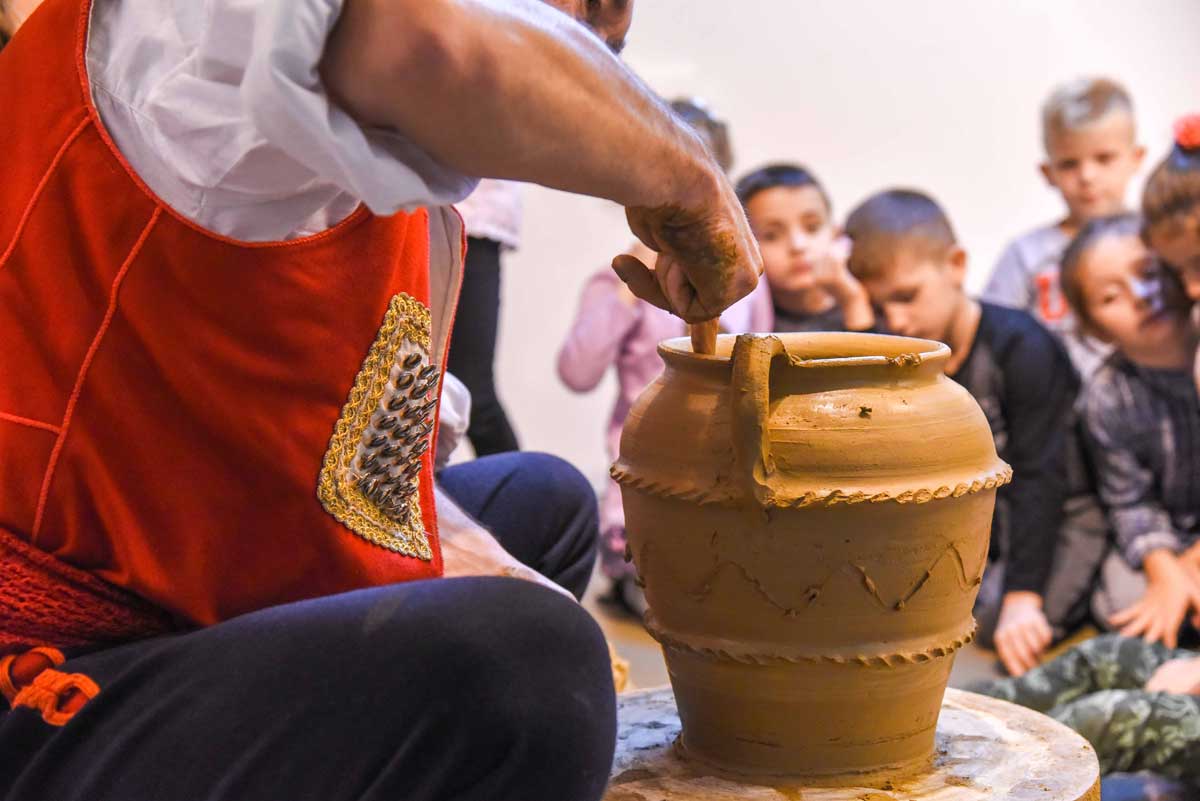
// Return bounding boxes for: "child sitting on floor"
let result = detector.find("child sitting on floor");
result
[845,189,1108,677]
[985,77,1146,379]
[557,99,771,617]
[1059,214,1200,647]
[734,163,873,333]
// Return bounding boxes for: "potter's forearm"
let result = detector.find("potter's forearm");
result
[322,0,718,211]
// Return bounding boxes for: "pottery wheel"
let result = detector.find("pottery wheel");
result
[605,687,1099,801]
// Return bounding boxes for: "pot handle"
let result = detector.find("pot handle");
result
[730,334,786,509]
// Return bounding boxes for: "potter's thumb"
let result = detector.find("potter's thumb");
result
[613,254,672,313]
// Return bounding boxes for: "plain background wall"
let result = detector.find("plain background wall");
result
[471,0,1200,489]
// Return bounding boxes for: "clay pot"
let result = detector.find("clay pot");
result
[613,333,1009,785]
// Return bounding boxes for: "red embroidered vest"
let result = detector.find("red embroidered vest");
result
[0,0,455,653]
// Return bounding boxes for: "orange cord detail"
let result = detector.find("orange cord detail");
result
[1,646,97,726]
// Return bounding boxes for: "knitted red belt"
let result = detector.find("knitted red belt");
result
[0,526,176,656]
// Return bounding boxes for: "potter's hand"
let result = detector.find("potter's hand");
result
[434,484,575,602]
[994,591,1053,676]
[810,236,874,331]
[613,168,761,324]
[1145,657,1200,694]
[1110,550,1200,648]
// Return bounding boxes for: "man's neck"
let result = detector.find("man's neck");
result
[942,296,982,376]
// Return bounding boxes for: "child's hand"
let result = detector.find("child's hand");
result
[1145,657,1200,694]
[810,237,875,331]
[994,591,1054,676]
[1181,540,1200,571]
[1110,550,1200,648]
[809,236,855,293]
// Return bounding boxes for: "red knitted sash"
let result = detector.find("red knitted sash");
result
[0,527,177,656]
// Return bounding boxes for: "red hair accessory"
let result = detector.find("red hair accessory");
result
[1174,114,1200,151]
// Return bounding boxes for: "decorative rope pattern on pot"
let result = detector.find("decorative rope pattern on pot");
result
[610,464,1013,508]
[644,618,977,668]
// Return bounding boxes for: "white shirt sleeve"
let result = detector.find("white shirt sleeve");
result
[87,0,478,242]
[434,372,473,470]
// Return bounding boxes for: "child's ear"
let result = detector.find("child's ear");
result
[946,246,969,287]
[1133,144,1148,169]
[1039,162,1056,188]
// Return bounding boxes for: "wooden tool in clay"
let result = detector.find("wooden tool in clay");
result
[689,319,718,355]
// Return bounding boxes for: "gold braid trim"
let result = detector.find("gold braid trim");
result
[317,294,433,560]
[610,464,1013,509]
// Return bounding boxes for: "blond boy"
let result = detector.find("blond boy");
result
[985,77,1145,377]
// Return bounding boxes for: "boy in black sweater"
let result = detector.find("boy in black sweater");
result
[845,189,1107,676]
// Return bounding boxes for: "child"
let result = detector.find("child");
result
[985,77,1146,379]
[735,163,874,332]
[557,99,771,617]
[846,189,1108,677]
[1059,214,1200,647]
[1143,114,1200,391]
[976,634,1200,784]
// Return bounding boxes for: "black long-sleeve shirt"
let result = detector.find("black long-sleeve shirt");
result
[949,302,1079,595]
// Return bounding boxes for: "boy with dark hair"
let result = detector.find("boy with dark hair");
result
[736,163,874,332]
[985,77,1146,378]
[846,189,1107,676]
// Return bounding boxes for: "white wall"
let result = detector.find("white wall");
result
[487,0,1200,490]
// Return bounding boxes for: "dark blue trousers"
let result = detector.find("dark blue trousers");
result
[1,453,613,801]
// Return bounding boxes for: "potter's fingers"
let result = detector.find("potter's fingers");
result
[659,254,717,323]
[612,254,673,312]
[624,208,662,254]
[661,255,707,321]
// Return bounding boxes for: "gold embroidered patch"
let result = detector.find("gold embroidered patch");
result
[317,293,440,560]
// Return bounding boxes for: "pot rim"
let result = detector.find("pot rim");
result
[659,332,951,370]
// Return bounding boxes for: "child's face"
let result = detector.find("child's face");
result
[745,186,837,295]
[1077,233,1190,356]
[856,245,967,342]
[1146,215,1200,302]
[1041,111,1145,224]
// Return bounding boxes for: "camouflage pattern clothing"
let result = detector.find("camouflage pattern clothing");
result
[976,634,1200,781]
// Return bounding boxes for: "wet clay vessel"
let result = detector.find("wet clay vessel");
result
[613,333,1010,785]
